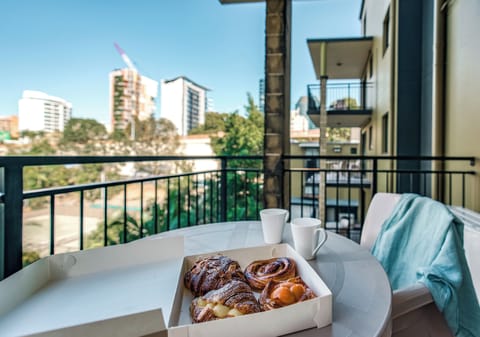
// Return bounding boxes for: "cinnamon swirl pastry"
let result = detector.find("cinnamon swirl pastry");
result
[184,255,247,297]
[244,257,296,290]
[190,280,261,323]
[259,276,316,311]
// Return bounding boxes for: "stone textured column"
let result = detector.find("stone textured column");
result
[264,0,291,209]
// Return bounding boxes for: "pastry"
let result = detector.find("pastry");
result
[244,257,296,290]
[190,280,261,323]
[184,255,247,297]
[259,276,316,310]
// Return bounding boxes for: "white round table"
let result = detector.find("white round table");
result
[157,221,392,337]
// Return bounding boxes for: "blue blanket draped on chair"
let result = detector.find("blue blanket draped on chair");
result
[371,193,480,337]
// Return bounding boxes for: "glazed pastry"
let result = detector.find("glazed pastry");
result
[244,257,297,290]
[184,255,247,297]
[190,280,261,323]
[259,276,316,310]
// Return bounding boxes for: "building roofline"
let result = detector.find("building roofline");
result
[163,76,210,91]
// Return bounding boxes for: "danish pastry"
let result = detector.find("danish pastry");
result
[259,276,316,310]
[244,257,296,290]
[184,255,247,297]
[190,280,261,323]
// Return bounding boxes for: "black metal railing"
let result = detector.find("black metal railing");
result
[285,155,475,242]
[0,154,475,279]
[307,82,373,113]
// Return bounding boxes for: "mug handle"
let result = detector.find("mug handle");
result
[284,210,290,222]
[312,228,328,256]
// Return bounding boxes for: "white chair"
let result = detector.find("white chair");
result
[361,193,453,337]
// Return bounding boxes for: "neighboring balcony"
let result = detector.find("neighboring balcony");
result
[306,82,373,128]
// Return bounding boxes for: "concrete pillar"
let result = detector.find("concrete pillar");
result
[264,0,291,209]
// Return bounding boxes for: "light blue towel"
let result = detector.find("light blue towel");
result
[371,193,480,337]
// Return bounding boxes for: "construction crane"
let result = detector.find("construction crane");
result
[114,42,137,71]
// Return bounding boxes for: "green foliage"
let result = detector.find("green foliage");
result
[189,112,229,135]
[61,118,107,145]
[211,93,264,169]
[327,128,351,142]
[23,251,41,266]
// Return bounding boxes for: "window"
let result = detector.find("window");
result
[383,7,390,55]
[382,113,389,153]
[369,126,373,150]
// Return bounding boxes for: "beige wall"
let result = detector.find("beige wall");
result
[445,0,480,211]
[361,0,395,158]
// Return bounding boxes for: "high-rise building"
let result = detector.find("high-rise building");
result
[18,90,72,133]
[109,68,158,132]
[160,76,209,136]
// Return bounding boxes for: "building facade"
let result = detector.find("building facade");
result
[358,0,480,210]
[160,76,208,136]
[109,68,158,132]
[18,90,72,133]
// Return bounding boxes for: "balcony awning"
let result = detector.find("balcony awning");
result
[307,37,373,79]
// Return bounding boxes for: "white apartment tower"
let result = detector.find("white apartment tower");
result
[18,90,72,133]
[160,76,208,136]
[109,68,158,131]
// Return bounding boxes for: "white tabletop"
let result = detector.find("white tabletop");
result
[157,221,392,337]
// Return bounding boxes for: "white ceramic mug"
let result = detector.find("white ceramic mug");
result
[260,208,289,244]
[291,217,328,260]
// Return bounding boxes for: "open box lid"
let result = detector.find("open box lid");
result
[0,235,184,337]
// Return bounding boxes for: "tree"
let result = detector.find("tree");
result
[61,118,107,144]
[189,112,229,135]
[211,93,264,169]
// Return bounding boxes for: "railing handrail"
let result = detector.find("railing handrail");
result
[0,155,264,167]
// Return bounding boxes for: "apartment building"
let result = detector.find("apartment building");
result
[160,76,208,136]
[109,68,158,132]
[18,90,72,133]
[306,0,480,210]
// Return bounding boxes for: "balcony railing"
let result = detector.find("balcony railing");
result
[307,82,373,113]
[0,155,475,279]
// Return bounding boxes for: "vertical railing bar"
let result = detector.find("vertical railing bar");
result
[167,179,171,230]
[196,174,199,224]
[103,186,108,247]
[244,171,248,220]
[234,171,238,220]
[154,180,158,234]
[423,172,427,196]
[300,171,304,217]
[347,169,351,239]
[312,170,317,218]
[50,195,55,255]
[123,184,127,243]
[79,190,84,250]
[177,176,181,229]
[140,182,144,237]
[220,158,227,222]
[288,169,292,220]
[203,173,207,224]
[209,173,213,223]
[187,175,191,226]
[335,171,339,234]
[256,170,260,220]
[462,173,466,208]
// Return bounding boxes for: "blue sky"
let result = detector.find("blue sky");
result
[1,0,360,125]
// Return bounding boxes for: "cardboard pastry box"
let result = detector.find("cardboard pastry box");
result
[0,236,332,337]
